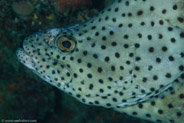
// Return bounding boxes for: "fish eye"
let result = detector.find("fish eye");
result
[57,36,76,53]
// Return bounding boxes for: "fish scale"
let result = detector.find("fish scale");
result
[17,0,184,122]
[115,74,184,122]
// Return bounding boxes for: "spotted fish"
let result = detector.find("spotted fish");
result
[16,0,184,122]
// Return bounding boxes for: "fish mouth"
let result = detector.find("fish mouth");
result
[16,48,37,71]
[16,28,62,71]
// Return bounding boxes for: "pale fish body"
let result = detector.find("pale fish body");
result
[16,0,184,122]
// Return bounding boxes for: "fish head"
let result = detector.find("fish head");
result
[16,23,131,107]
[16,28,78,88]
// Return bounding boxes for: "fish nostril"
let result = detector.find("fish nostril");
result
[47,39,52,45]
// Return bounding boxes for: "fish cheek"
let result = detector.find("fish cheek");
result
[36,58,73,87]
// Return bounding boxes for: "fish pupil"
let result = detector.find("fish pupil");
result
[62,41,71,48]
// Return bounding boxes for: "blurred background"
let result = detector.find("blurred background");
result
[0,0,151,122]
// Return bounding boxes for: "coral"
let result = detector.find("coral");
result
[12,2,34,16]
[54,0,91,12]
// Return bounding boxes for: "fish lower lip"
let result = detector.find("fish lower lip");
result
[16,48,36,70]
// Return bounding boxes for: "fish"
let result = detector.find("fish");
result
[16,0,184,122]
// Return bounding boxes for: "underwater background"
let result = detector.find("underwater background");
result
[0,0,151,122]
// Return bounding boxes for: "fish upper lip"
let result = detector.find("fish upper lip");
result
[17,47,37,71]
